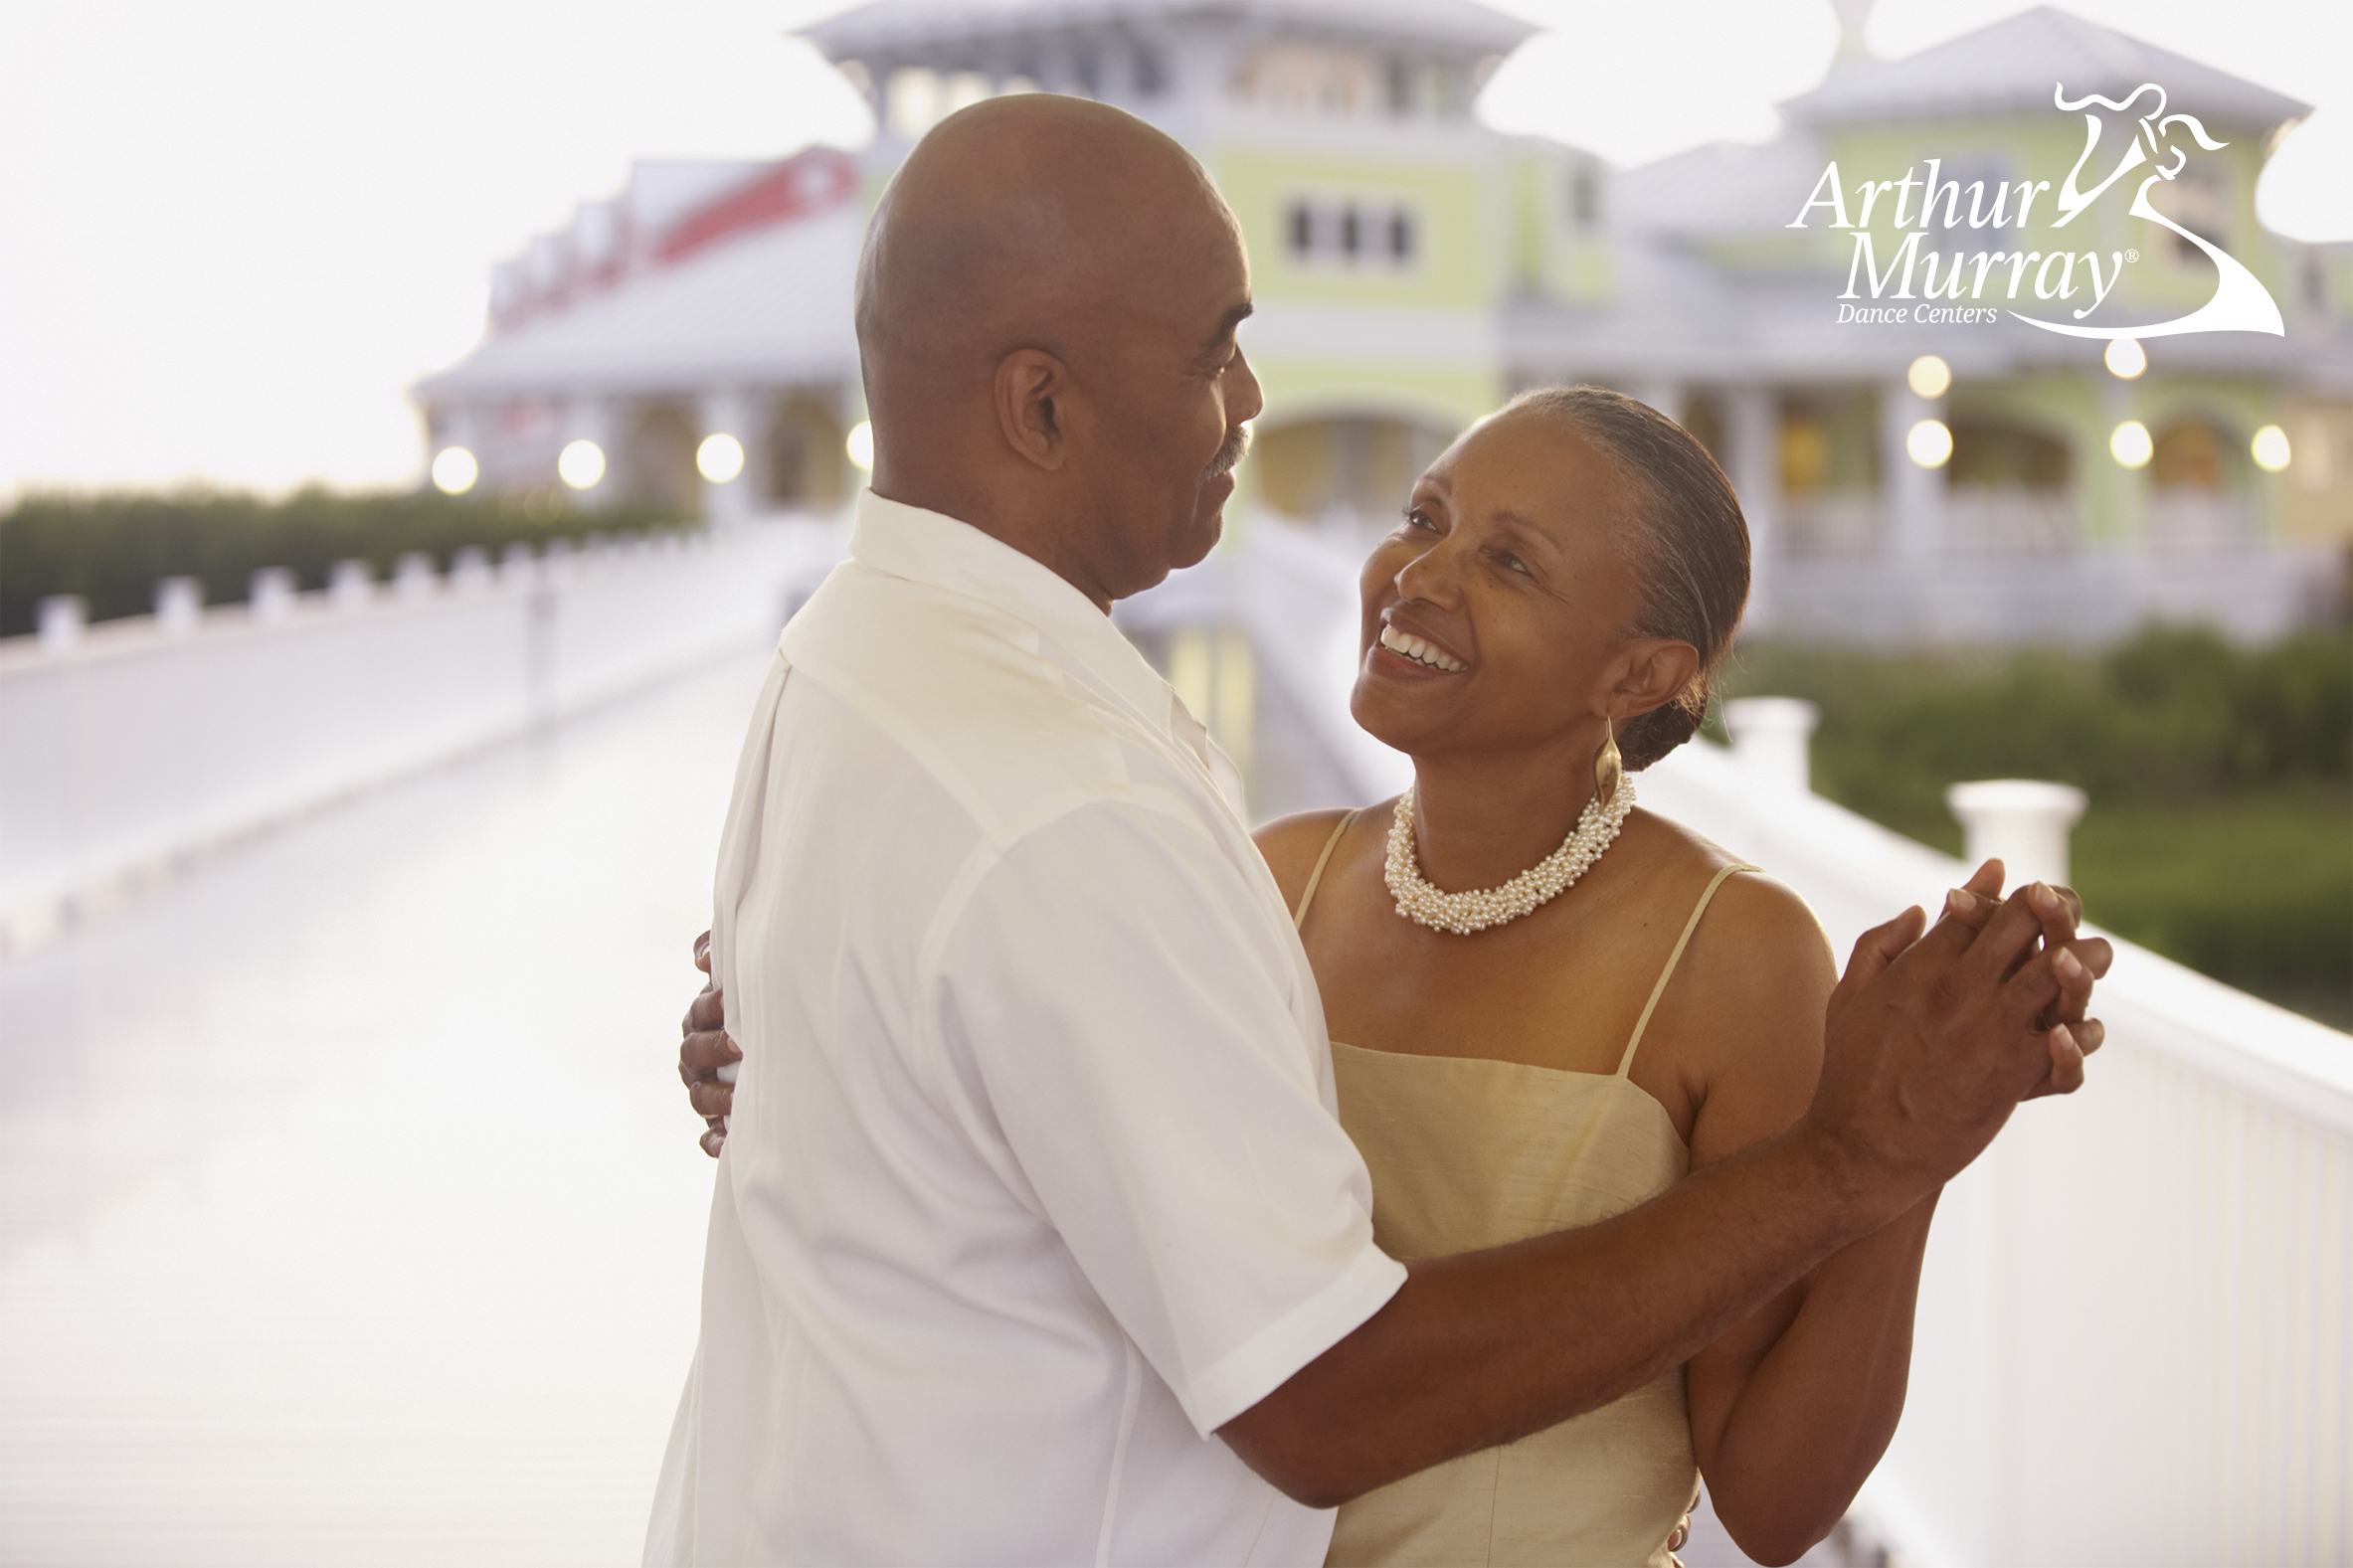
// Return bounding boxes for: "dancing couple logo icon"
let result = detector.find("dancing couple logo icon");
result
[1787,81,2286,339]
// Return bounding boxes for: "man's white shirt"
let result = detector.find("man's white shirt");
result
[644,491,1406,1566]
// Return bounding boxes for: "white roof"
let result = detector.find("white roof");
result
[1782,6,2308,129]
[1614,137,1832,239]
[419,208,863,402]
[806,0,1535,59]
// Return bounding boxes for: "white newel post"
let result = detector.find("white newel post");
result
[250,568,297,624]
[329,560,374,612]
[37,596,85,654]
[1944,779,2088,889]
[1722,696,1820,794]
[154,578,203,637]
[393,552,439,604]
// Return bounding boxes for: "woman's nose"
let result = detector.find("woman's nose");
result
[1394,535,1464,607]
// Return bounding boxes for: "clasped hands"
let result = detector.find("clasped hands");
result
[678,859,2110,1168]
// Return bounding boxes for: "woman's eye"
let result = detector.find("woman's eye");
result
[1496,551,1533,576]
[1404,508,1438,532]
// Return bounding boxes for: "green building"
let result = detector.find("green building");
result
[420,0,2353,644]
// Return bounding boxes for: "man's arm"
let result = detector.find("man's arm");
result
[1218,880,2106,1507]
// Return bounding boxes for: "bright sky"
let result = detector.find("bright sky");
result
[1,0,2344,501]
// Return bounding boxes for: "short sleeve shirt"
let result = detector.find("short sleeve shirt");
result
[643,491,1406,1567]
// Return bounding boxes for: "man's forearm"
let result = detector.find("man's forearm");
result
[1222,1120,1916,1506]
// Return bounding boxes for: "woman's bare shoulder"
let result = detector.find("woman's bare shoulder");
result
[1254,804,1377,912]
[1673,866,1839,1163]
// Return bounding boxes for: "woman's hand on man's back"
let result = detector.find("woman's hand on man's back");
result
[679,930,740,1157]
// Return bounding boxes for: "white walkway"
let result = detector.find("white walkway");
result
[0,653,771,1566]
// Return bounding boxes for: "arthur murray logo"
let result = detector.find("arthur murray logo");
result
[1788,83,2285,339]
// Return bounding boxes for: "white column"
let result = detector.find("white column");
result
[1884,380,1944,568]
[563,397,622,511]
[1725,386,1781,631]
[1723,697,1819,794]
[434,403,486,490]
[1945,780,2087,889]
[698,388,757,530]
[1634,381,1685,425]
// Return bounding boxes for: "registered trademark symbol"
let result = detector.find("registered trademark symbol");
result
[2125,249,2140,261]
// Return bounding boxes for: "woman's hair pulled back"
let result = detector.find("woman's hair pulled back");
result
[1501,386,1751,772]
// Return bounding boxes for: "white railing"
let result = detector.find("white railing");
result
[0,517,845,956]
[1214,514,2353,1568]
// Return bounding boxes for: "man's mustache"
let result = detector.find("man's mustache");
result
[1204,423,1251,481]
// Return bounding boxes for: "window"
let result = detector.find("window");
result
[1383,57,1412,114]
[2155,164,2230,263]
[1388,209,1416,262]
[1286,201,1314,258]
[1284,196,1422,271]
[1568,166,1600,228]
[1133,46,1167,97]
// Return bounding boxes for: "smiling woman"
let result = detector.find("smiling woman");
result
[1250,386,2017,1567]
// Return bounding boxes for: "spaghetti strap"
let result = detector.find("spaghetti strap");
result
[1616,862,1760,1077]
[1292,810,1361,931]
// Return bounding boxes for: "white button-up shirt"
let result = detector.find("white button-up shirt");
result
[645,491,1405,1567]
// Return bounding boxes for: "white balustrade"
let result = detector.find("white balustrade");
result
[0,518,845,955]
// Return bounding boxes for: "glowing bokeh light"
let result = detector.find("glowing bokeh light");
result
[2251,425,2292,472]
[696,433,746,483]
[431,446,478,494]
[846,420,875,471]
[1905,355,1952,400]
[1905,419,1953,468]
[558,439,606,490]
[2104,338,2148,379]
[2109,420,2154,468]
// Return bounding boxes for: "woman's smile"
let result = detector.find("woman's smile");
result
[1372,619,1469,675]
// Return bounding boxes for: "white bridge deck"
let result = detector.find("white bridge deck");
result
[0,654,766,1566]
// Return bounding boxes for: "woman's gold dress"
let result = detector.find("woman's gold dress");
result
[1295,816,1753,1568]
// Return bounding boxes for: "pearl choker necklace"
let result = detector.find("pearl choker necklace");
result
[1384,781,1636,936]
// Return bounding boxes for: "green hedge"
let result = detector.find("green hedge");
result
[0,487,694,637]
[1713,626,2352,1023]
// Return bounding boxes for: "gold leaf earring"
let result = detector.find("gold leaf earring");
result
[1593,716,1624,807]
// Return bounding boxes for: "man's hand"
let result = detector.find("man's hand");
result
[1807,858,2112,1204]
[679,930,740,1158]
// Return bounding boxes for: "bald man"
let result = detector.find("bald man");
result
[646,96,2097,1566]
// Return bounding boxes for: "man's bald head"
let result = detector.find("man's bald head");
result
[855,94,1228,387]
[851,94,1262,608]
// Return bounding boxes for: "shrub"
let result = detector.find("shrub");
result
[1714,626,2353,1022]
[0,486,694,636]
[1717,625,2353,841]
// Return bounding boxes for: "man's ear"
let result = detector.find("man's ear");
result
[995,348,1070,471]
[1609,637,1701,718]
